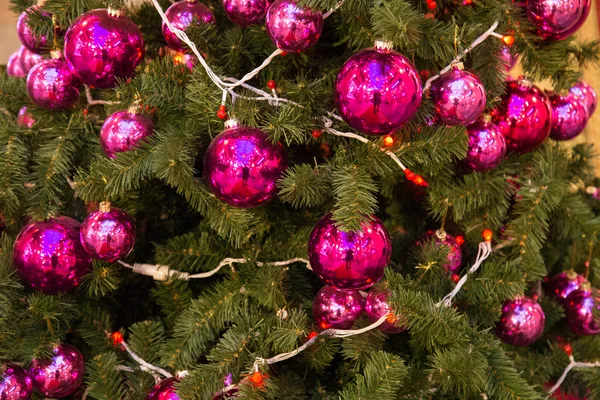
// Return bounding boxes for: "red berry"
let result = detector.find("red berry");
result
[267,80,277,90]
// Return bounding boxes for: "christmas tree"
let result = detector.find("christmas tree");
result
[1,0,600,398]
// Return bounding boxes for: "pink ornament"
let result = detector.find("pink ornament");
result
[430,65,486,126]
[17,107,35,129]
[0,364,33,400]
[147,378,180,400]
[465,117,506,171]
[548,92,589,141]
[64,9,144,88]
[203,120,287,208]
[496,297,545,346]
[500,46,518,71]
[526,0,589,41]
[565,286,600,336]
[80,202,135,262]
[492,79,552,153]
[30,344,85,398]
[557,0,592,40]
[569,81,597,117]
[265,0,323,52]
[26,58,81,110]
[16,6,50,53]
[213,374,238,399]
[162,0,215,53]
[546,271,587,307]
[335,40,422,135]
[7,52,26,78]
[100,109,154,158]
[417,230,462,273]
[18,46,43,72]
[13,217,91,294]
[313,285,364,329]
[223,0,268,26]
[365,289,405,333]
[308,214,391,291]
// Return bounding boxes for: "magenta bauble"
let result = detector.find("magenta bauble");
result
[496,297,545,346]
[80,203,136,262]
[26,59,81,110]
[526,0,588,41]
[417,230,463,273]
[500,46,518,71]
[17,107,35,129]
[492,79,552,153]
[16,6,50,53]
[13,217,91,294]
[569,81,597,117]
[203,120,287,208]
[223,0,268,26]
[100,109,154,158]
[430,66,486,126]
[0,364,33,400]
[548,92,589,141]
[308,214,391,291]
[465,118,506,171]
[7,52,26,78]
[162,0,215,53]
[565,286,600,336]
[365,289,405,333]
[30,344,85,398]
[147,378,180,400]
[18,46,43,72]
[265,0,323,52]
[335,40,422,136]
[64,9,144,88]
[313,285,364,329]
[546,271,587,307]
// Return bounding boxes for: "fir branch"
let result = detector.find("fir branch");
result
[331,164,378,231]
[85,352,129,400]
[277,164,332,209]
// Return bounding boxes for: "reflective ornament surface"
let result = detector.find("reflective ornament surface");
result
[496,297,545,346]
[546,271,587,306]
[265,0,323,52]
[100,110,154,158]
[335,42,422,135]
[13,217,91,294]
[30,344,85,398]
[313,285,364,329]
[17,6,50,53]
[308,214,391,291]
[500,46,518,71]
[365,289,406,333]
[64,9,145,88]
[569,80,597,117]
[548,92,588,141]
[147,378,180,400]
[465,118,506,171]
[565,287,600,336]
[526,0,589,40]
[7,52,26,78]
[223,0,268,26]
[417,231,463,273]
[17,107,36,129]
[26,59,81,110]
[0,364,32,400]
[18,46,43,72]
[163,1,215,52]
[80,203,135,262]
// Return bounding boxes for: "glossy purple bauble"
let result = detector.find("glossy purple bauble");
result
[492,79,552,153]
[147,378,180,400]
[569,81,597,117]
[17,107,35,129]
[265,0,323,52]
[526,0,588,41]
[203,121,287,208]
[565,287,600,336]
[64,9,144,88]
[80,204,135,262]
[13,217,91,294]
[365,289,405,333]
[417,231,463,273]
[223,0,268,26]
[548,92,589,141]
[308,214,391,291]
[100,110,154,158]
[496,297,545,346]
[500,46,518,71]
[26,59,81,110]
[17,6,50,53]
[335,42,422,136]
[18,46,43,72]
[0,364,33,400]
[557,0,592,39]
[163,0,215,53]
[313,286,364,329]
[465,118,506,171]
[546,271,587,306]
[430,66,486,126]
[30,344,85,398]
[7,52,26,78]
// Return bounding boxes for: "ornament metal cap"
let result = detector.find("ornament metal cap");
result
[224,118,239,129]
[128,100,142,115]
[580,281,592,291]
[481,114,492,123]
[99,201,112,213]
[566,269,578,280]
[107,6,124,18]
[517,76,533,89]
[435,228,447,241]
[451,62,465,71]
[50,49,62,60]
[374,39,394,53]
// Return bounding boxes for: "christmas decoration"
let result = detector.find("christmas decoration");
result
[417,230,463,273]
[64,8,145,88]
[80,202,136,262]
[548,92,589,141]
[13,217,91,294]
[465,115,506,171]
[334,40,422,135]
[312,285,364,329]
[203,119,287,208]
[0,364,33,400]
[213,373,238,399]
[429,64,486,126]
[100,108,155,158]
[16,6,50,53]
[526,0,589,41]
[146,378,180,400]
[6,52,26,78]
[223,0,268,26]
[17,107,35,129]
[30,344,85,398]
[265,0,323,52]
[308,214,391,291]
[26,57,81,110]
[569,81,597,117]
[546,271,588,307]
[162,0,215,53]
[492,78,552,153]
[500,46,518,71]
[365,289,406,333]
[565,284,600,336]
[557,0,592,42]
[18,46,43,72]
[496,297,545,346]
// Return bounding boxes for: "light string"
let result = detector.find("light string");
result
[85,86,120,106]
[547,355,600,396]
